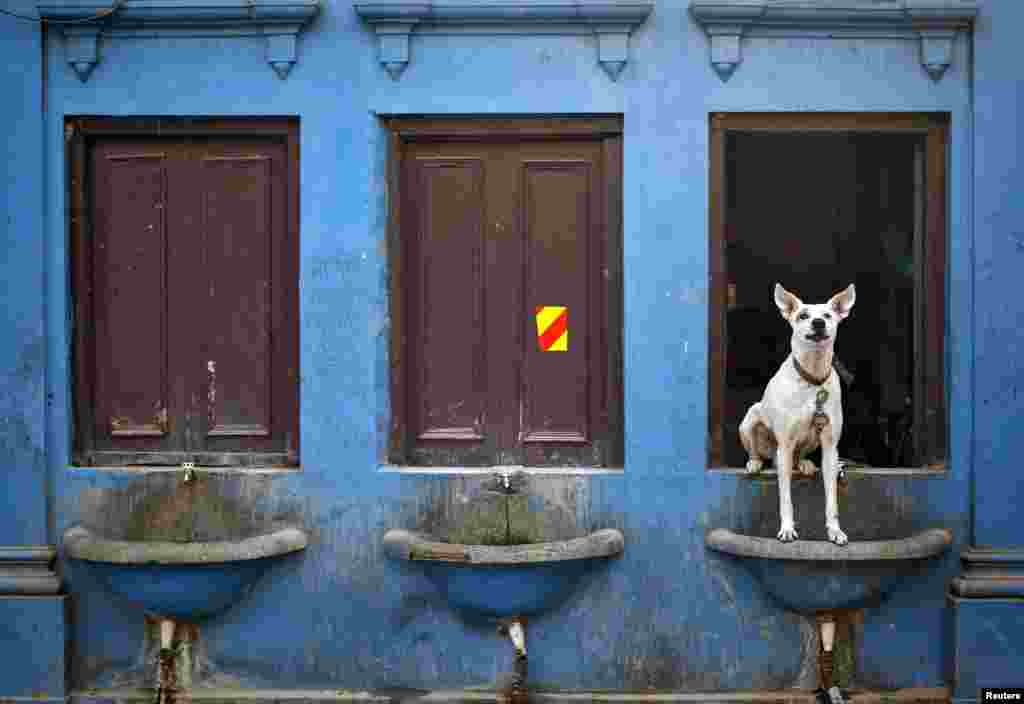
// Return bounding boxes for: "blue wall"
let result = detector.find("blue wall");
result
[949,3,1024,699]
[0,0,1018,696]
[1,0,47,550]
[972,0,1024,551]
[1,7,67,701]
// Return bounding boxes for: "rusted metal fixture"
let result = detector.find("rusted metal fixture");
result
[151,617,200,703]
[503,618,526,657]
[156,618,176,704]
[816,612,836,689]
[498,617,529,703]
[484,469,528,496]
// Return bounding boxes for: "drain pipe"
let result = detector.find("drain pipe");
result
[506,620,526,658]
[498,618,528,702]
[156,618,177,704]
[814,613,846,704]
[816,613,836,688]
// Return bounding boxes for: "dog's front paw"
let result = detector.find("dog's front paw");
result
[827,524,848,546]
[777,523,798,542]
[746,458,764,474]
[797,459,819,476]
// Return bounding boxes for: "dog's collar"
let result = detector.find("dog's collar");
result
[792,356,832,386]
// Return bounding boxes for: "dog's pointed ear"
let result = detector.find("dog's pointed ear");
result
[774,283,801,321]
[829,284,856,319]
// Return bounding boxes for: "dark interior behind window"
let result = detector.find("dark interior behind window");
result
[708,114,948,471]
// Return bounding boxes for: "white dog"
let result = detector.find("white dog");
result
[739,283,856,545]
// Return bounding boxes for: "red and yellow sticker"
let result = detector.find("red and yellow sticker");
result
[535,306,568,352]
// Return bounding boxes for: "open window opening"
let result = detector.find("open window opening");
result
[708,114,948,472]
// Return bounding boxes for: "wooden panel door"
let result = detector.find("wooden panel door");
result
[406,157,488,446]
[399,133,617,467]
[81,133,296,466]
[90,142,175,452]
[194,140,290,455]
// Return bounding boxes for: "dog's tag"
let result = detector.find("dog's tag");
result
[813,388,829,432]
[812,412,829,432]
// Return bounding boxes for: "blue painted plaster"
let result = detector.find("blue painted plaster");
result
[0,597,67,697]
[0,10,65,693]
[971,0,1024,550]
[0,0,1018,695]
[0,4,48,548]
[950,598,1024,699]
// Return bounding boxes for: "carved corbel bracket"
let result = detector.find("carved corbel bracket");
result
[916,28,957,81]
[592,23,632,81]
[366,20,419,80]
[354,1,653,81]
[62,24,102,82]
[265,25,310,79]
[703,23,746,82]
[688,2,762,82]
[37,0,320,82]
[907,2,977,82]
[689,0,977,82]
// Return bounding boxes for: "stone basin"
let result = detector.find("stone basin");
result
[705,527,952,612]
[384,528,624,619]
[63,522,307,621]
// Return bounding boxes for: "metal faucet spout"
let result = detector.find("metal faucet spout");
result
[488,469,526,495]
[506,619,526,657]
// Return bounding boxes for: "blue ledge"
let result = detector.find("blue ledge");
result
[688,0,977,81]
[353,0,653,80]
[37,0,321,81]
[950,545,1024,598]
[0,545,61,595]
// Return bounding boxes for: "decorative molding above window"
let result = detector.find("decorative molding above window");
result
[689,0,977,82]
[36,0,320,82]
[352,1,653,80]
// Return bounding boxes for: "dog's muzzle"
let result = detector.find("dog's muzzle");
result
[807,319,829,342]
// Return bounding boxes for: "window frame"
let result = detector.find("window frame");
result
[67,116,301,468]
[383,116,625,468]
[706,112,949,473]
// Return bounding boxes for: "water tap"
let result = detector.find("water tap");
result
[499,619,527,657]
[181,462,196,483]
[489,469,526,495]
